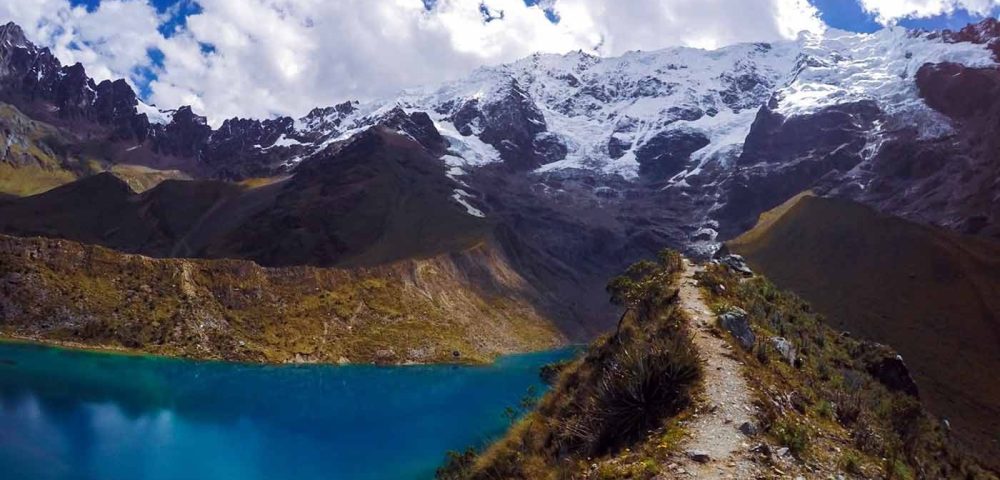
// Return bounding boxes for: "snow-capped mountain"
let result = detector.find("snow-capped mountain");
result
[1,19,999,257]
[285,23,995,250]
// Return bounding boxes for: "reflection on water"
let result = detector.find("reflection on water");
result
[0,342,576,480]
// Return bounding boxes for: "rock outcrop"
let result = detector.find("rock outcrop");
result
[718,306,755,351]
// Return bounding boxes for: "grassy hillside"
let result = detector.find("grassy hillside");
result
[696,263,997,479]
[0,234,562,364]
[438,251,703,479]
[437,251,998,479]
[0,102,84,196]
[728,193,1000,469]
[0,101,191,197]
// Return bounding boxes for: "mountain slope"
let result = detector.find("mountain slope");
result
[438,254,997,479]
[727,193,1000,467]
[0,234,562,364]
[0,127,489,268]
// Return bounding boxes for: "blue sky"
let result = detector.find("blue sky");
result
[810,0,999,32]
[11,0,997,123]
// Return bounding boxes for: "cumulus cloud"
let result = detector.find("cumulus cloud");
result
[0,0,162,83]
[1,0,826,124]
[859,0,1000,24]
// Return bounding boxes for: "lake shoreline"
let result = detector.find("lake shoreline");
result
[0,333,578,368]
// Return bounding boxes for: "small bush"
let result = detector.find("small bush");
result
[839,451,863,475]
[586,336,700,455]
[815,399,835,420]
[436,447,477,480]
[773,418,811,457]
[754,338,771,364]
[852,415,888,456]
[888,457,914,480]
[539,359,571,385]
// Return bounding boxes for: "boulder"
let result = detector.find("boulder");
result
[855,341,920,397]
[739,421,759,436]
[866,353,920,397]
[770,337,797,365]
[718,307,755,351]
[719,254,754,277]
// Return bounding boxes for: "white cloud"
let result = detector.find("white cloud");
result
[859,0,1000,24]
[1,0,826,124]
[0,0,162,83]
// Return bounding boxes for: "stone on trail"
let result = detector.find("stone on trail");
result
[718,307,755,351]
[687,450,711,463]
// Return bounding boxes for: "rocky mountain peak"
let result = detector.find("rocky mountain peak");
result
[0,22,29,50]
[939,17,1000,60]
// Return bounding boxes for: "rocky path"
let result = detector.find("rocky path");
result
[667,259,758,479]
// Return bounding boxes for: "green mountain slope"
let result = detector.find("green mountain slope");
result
[728,193,1000,469]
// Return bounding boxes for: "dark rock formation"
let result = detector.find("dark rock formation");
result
[714,100,881,238]
[449,79,557,170]
[153,106,211,158]
[635,129,710,180]
[863,346,920,397]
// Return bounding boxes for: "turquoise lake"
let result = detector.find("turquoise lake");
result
[0,342,576,480]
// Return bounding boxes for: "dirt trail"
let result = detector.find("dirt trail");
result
[668,259,758,479]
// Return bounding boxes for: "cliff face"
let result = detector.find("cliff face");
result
[0,234,563,364]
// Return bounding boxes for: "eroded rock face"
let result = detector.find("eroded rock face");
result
[940,17,1000,59]
[635,129,710,180]
[448,79,562,170]
[377,108,446,152]
[0,23,153,138]
[201,116,298,178]
[153,106,212,159]
[714,101,882,238]
[860,343,920,397]
[861,61,1000,238]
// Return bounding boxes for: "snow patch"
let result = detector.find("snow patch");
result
[776,27,996,137]
[451,189,485,217]
[136,100,173,125]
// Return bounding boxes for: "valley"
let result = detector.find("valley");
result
[0,12,998,479]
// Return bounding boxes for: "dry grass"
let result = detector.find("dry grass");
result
[109,164,192,192]
[0,163,77,196]
[0,234,563,365]
[437,251,702,480]
[727,194,1000,469]
[696,263,998,479]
